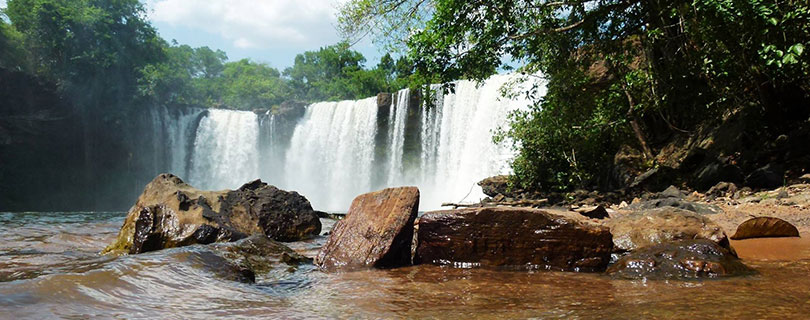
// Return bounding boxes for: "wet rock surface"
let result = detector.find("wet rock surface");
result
[607,240,755,279]
[415,207,613,272]
[315,187,420,271]
[731,217,800,240]
[212,235,311,279]
[605,207,730,252]
[104,174,321,255]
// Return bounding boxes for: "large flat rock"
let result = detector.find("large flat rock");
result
[605,207,730,252]
[415,207,614,272]
[315,187,420,271]
[103,174,321,255]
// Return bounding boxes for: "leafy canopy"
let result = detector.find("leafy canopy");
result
[340,0,810,191]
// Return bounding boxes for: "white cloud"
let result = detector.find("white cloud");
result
[146,0,344,49]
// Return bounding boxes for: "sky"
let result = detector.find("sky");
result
[0,0,382,70]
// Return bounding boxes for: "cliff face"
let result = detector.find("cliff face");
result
[0,68,88,210]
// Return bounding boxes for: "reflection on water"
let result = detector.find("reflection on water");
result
[1,212,810,318]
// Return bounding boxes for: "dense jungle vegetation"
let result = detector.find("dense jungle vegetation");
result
[338,0,810,192]
[0,0,414,112]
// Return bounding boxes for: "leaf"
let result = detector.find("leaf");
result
[782,53,799,65]
[768,17,779,25]
[790,43,805,56]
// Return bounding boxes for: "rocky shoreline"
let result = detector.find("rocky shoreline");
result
[103,174,807,283]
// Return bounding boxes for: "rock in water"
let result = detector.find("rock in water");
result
[731,217,800,240]
[415,207,614,272]
[605,207,730,252]
[607,240,755,279]
[315,187,420,271]
[212,235,311,278]
[103,174,321,255]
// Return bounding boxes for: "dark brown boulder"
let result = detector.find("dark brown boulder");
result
[731,217,800,240]
[575,205,610,219]
[415,207,613,272]
[103,174,321,255]
[315,187,420,271]
[478,175,511,197]
[605,207,730,252]
[607,239,755,279]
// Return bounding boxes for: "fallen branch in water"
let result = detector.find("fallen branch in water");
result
[441,199,549,209]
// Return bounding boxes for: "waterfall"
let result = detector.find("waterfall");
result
[189,109,260,190]
[284,98,379,210]
[385,89,410,185]
[279,73,541,211]
[416,74,537,208]
[138,73,543,212]
[143,106,204,183]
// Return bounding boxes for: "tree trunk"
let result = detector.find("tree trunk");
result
[622,85,654,160]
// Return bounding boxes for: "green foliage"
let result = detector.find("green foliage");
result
[337,0,434,53]
[4,0,414,112]
[283,41,412,102]
[341,0,810,191]
[219,59,288,110]
[0,18,28,71]
[5,0,164,109]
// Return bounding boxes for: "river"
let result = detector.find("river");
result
[1,211,809,319]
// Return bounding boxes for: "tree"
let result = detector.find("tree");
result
[339,0,810,191]
[220,59,289,110]
[5,0,164,109]
[337,0,434,52]
[283,41,389,101]
[0,18,28,71]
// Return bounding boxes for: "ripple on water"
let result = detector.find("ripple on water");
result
[2,214,810,318]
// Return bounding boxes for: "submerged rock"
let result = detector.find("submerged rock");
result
[212,235,311,278]
[605,207,730,252]
[315,187,420,271]
[415,207,613,272]
[607,240,755,279]
[103,174,321,255]
[731,217,800,240]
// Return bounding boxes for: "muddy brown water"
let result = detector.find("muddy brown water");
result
[1,212,809,319]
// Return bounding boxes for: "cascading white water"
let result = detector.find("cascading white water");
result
[415,74,539,209]
[147,73,544,212]
[385,88,410,185]
[188,109,260,190]
[164,107,204,177]
[284,98,379,210]
[145,106,203,179]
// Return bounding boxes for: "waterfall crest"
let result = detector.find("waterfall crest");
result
[189,109,260,190]
[284,98,379,210]
[143,73,543,212]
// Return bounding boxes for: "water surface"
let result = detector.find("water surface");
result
[1,212,809,319]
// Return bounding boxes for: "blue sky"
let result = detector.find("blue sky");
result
[1,0,382,70]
